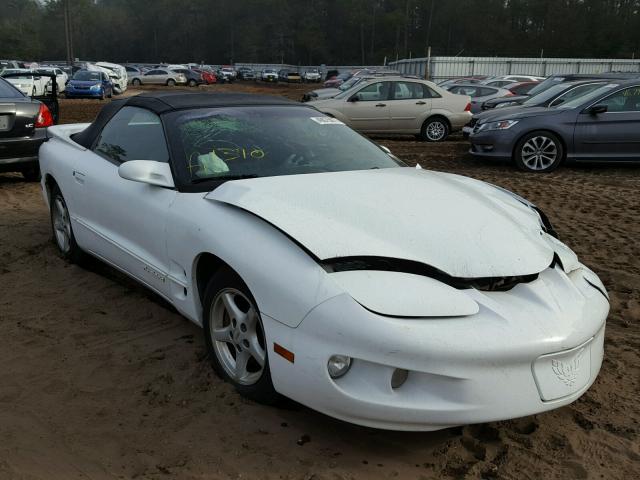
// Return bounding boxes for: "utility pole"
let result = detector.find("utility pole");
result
[63,0,74,66]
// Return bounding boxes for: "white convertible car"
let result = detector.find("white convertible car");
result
[39,92,609,431]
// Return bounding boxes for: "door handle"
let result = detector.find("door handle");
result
[375,103,386,107]
[415,101,427,105]
[72,170,86,185]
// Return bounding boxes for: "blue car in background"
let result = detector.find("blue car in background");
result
[65,70,113,99]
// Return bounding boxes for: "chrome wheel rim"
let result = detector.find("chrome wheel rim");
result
[522,136,558,170]
[52,196,71,253]
[426,121,446,141]
[210,288,266,386]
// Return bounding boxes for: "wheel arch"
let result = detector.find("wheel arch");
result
[43,173,59,208]
[193,252,231,314]
[422,113,452,132]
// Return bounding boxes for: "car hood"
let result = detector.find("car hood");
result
[309,88,341,99]
[477,106,562,123]
[205,168,562,278]
[485,94,528,106]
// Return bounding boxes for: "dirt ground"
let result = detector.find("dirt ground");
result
[0,83,639,480]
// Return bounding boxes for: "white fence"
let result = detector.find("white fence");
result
[388,56,640,80]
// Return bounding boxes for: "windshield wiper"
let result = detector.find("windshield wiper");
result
[191,174,260,184]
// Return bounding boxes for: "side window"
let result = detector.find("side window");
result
[551,84,602,106]
[480,88,498,96]
[423,85,440,98]
[94,107,169,163]
[598,86,640,112]
[393,82,432,100]
[355,82,391,101]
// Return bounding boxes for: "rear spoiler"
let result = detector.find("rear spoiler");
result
[46,123,91,150]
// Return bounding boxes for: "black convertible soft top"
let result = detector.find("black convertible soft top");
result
[72,91,301,149]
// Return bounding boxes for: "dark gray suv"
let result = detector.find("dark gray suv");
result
[469,80,640,172]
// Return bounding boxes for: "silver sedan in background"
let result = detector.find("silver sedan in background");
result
[445,83,513,113]
[129,68,187,86]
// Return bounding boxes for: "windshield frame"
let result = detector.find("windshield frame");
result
[163,105,405,192]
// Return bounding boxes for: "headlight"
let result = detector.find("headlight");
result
[477,119,519,132]
[495,102,516,109]
[90,84,100,90]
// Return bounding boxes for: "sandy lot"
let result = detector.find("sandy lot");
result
[0,83,639,480]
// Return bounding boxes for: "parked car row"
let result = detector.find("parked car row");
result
[466,73,640,172]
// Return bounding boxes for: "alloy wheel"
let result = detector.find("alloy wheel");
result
[52,196,71,253]
[209,288,266,386]
[426,121,446,141]
[521,136,558,171]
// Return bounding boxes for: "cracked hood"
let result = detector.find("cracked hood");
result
[206,168,560,278]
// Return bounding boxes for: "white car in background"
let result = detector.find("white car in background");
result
[309,77,472,141]
[38,92,608,431]
[95,62,128,94]
[302,68,322,82]
[37,67,68,93]
[1,69,51,96]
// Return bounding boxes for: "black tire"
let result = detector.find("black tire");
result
[132,78,141,86]
[21,167,40,182]
[514,130,564,173]
[49,184,85,263]
[167,79,176,87]
[203,267,279,405]
[188,79,197,87]
[421,117,449,142]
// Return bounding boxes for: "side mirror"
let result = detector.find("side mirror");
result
[587,104,608,115]
[118,160,174,188]
[348,95,359,102]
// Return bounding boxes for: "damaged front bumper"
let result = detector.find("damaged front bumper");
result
[264,265,608,431]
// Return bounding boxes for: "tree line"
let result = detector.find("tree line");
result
[1,0,640,65]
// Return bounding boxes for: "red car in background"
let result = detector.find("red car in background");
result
[323,72,353,88]
[506,81,539,95]
[193,68,217,84]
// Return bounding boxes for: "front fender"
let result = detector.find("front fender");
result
[166,194,344,328]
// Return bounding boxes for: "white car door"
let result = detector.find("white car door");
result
[388,81,433,132]
[69,106,176,296]
[340,81,392,132]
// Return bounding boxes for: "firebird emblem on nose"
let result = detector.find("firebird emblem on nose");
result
[552,348,585,387]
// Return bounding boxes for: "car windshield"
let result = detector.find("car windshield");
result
[73,71,101,81]
[526,76,565,96]
[522,83,575,106]
[169,106,402,184]
[338,77,362,91]
[554,83,621,109]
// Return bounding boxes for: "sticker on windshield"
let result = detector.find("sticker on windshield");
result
[310,116,345,125]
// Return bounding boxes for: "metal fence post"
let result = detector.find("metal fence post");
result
[469,60,475,76]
